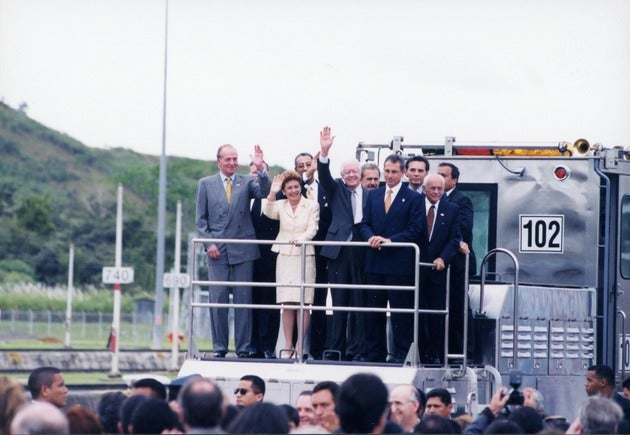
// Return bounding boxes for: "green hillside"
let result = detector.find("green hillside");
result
[0,102,281,291]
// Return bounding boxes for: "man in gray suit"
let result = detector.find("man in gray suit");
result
[195,144,270,358]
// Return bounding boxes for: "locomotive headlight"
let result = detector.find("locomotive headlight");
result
[554,165,570,181]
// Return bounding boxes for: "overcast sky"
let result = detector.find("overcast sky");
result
[1,0,629,169]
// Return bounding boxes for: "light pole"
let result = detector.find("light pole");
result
[153,0,169,349]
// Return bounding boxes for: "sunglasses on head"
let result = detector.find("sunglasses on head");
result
[234,388,250,395]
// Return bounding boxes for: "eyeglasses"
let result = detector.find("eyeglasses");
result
[234,388,250,395]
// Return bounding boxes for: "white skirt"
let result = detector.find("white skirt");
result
[276,254,315,304]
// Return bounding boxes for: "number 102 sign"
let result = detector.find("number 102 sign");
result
[519,215,564,253]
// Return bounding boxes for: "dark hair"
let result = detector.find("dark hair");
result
[228,402,289,434]
[438,162,460,180]
[426,387,452,405]
[335,373,388,433]
[118,394,147,434]
[414,414,461,433]
[66,404,103,434]
[484,419,524,434]
[178,378,223,429]
[221,404,240,431]
[27,366,61,399]
[384,154,405,171]
[623,377,630,390]
[97,391,126,434]
[507,406,543,434]
[294,152,313,168]
[130,398,180,434]
[132,378,167,400]
[280,170,302,191]
[588,364,615,387]
[279,404,300,428]
[240,375,266,396]
[405,155,430,171]
[313,380,340,398]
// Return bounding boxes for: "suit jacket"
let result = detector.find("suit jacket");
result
[317,158,367,260]
[419,197,461,293]
[303,180,332,243]
[360,186,425,276]
[446,188,476,274]
[251,198,280,259]
[195,172,270,265]
[421,197,461,266]
[263,197,320,256]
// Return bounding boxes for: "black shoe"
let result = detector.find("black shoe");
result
[236,352,250,358]
[323,351,342,361]
[212,350,226,358]
[387,357,404,364]
[249,351,264,359]
[264,351,277,359]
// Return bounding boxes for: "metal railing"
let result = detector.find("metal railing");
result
[187,237,469,367]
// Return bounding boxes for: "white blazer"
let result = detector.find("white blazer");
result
[263,197,319,256]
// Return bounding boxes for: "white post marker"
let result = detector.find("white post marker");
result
[64,243,74,348]
[101,184,135,377]
[164,201,190,370]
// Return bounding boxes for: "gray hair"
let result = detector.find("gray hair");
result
[579,395,623,434]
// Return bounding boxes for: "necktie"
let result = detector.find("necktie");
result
[306,184,313,200]
[226,177,232,203]
[427,205,435,239]
[384,189,393,214]
[350,190,357,220]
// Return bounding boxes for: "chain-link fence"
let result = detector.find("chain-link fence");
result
[0,309,154,348]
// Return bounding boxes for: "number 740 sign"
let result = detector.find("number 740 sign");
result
[519,215,564,253]
[102,267,135,284]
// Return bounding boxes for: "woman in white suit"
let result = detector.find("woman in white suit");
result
[264,170,320,358]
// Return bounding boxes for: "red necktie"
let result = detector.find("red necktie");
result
[427,205,435,239]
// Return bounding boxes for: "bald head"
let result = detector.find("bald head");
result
[11,401,69,435]
[389,384,421,431]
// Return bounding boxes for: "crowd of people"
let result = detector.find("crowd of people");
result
[195,126,475,363]
[2,364,630,433]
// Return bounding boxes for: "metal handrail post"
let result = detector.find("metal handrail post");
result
[477,248,520,369]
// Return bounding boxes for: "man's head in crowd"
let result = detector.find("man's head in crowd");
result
[235,375,265,408]
[383,154,406,189]
[27,366,68,408]
[361,163,381,190]
[340,159,361,190]
[335,373,389,434]
[312,381,340,432]
[294,152,314,183]
[178,377,224,431]
[10,401,70,435]
[425,388,453,418]
[437,162,460,192]
[585,364,616,397]
[131,377,167,400]
[389,384,421,432]
[296,390,317,427]
[405,155,430,191]
[580,395,624,434]
[97,391,126,434]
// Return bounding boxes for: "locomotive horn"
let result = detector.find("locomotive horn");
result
[569,138,590,155]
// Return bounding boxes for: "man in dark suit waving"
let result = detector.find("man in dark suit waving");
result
[419,173,461,364]
[195,144,270,358]
[317,126,368,361]
[359,154,425,363]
